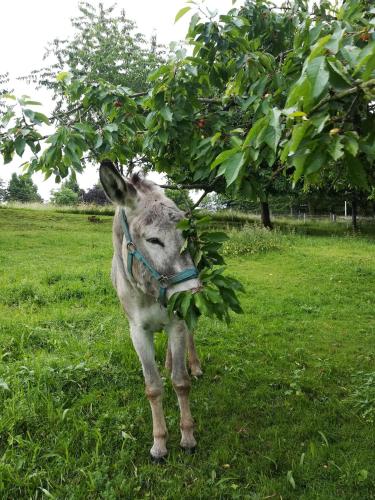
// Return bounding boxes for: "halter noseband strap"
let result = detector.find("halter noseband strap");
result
[120,209,199,305]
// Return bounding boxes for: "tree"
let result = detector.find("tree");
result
[0,178,7,202]
[62,174,80,194]
[30,2,164,109]
[6,173,42,203]
[82,183,109,205]
[164,188,193,211]
[50,186,79,206]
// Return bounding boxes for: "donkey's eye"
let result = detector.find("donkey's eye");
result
[146,237,164,247]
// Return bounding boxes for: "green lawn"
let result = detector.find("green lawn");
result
[0,208,374,499]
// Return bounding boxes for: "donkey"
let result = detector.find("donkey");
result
[99,160,203,461]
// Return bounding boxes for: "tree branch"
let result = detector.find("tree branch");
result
[159,182,215,190]
[192,189,209,209]
[310,79,375,114]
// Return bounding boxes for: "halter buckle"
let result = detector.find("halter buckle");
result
[158,275,169,287]
[127,241,136,252]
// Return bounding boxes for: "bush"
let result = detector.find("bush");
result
[50,187,79,206]
[222,224,290,256]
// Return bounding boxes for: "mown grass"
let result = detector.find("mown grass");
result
[0,207,374,499]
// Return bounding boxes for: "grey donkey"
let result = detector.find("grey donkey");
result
[100,160,203,462]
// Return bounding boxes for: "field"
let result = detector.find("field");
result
[0,207,374,499]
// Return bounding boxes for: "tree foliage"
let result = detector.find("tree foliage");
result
[81,183,109,205]
[30,2,164,105]
[5,173,42,203]
[0,178,7,202]
[50,186,79,206]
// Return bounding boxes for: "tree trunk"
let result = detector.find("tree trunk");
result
[260,201,273,229]
[352,194,358,231]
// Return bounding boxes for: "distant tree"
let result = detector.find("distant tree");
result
[50,187,79,206]
[62,174,80,194]
[6,173,42,203]
[165,188,193,211]
[82,183,109,205]
[31,2,164,109]
[0,178,7,202]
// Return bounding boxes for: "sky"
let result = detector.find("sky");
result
[1,0,240,200]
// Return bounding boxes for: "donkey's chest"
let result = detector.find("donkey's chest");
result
[137,302,170,332]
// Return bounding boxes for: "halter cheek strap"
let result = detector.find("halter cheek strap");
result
[120,209,199,305]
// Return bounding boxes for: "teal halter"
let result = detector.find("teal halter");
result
[120,209,199,305]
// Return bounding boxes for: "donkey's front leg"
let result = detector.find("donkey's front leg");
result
[130,323,167,461]
[166,320,197,452]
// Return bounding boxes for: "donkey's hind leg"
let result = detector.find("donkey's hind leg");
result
[165,339,172,372]
[130,323,168,461]
[187,330,202,377]
[166,320,197,452]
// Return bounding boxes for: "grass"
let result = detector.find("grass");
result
[0,207,374,499]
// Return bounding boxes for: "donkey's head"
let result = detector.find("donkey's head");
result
[100,161,201,301]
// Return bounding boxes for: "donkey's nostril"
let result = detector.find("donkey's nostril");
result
[191,285,203,294]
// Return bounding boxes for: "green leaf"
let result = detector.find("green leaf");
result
[210,147,240,170]
[175,6,191,23]
[210,132,221,146]
[264,108,281,153]
[14,136,26,157]
[176,219,190,230]
[306,56,329,102]
[23,99,42,106]
[201,231,229,243]
[343,132,359,157]
[24,109,50,125]
[305,151,326,176]
[181,293,193,317]
[160,106,173,122]
[310,113,329,134]
[327,136,344,161]
[23,109,35,122]
[34,112,50,125]
[289,122,311,154]
[194,293,211,316]
[327,58,352,90]
[354,41,375,77]
[285,77,311,109]
[217,152,245,186]
[308,35,332,61]
[104,123,118,133]
[243,116,269,148]
[288,111,307,118]
[346,156,369,189]
[324,26,345,54]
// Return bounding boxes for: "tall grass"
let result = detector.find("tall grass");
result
[222,223,293,256]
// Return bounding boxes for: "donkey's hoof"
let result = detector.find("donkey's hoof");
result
[150,453,167,464]
[181,445,196,455]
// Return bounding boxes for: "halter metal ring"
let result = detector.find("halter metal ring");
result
[127,241,136,252]
[158,275,169,287]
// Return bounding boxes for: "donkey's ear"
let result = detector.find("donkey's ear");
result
[99,160,137,206]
